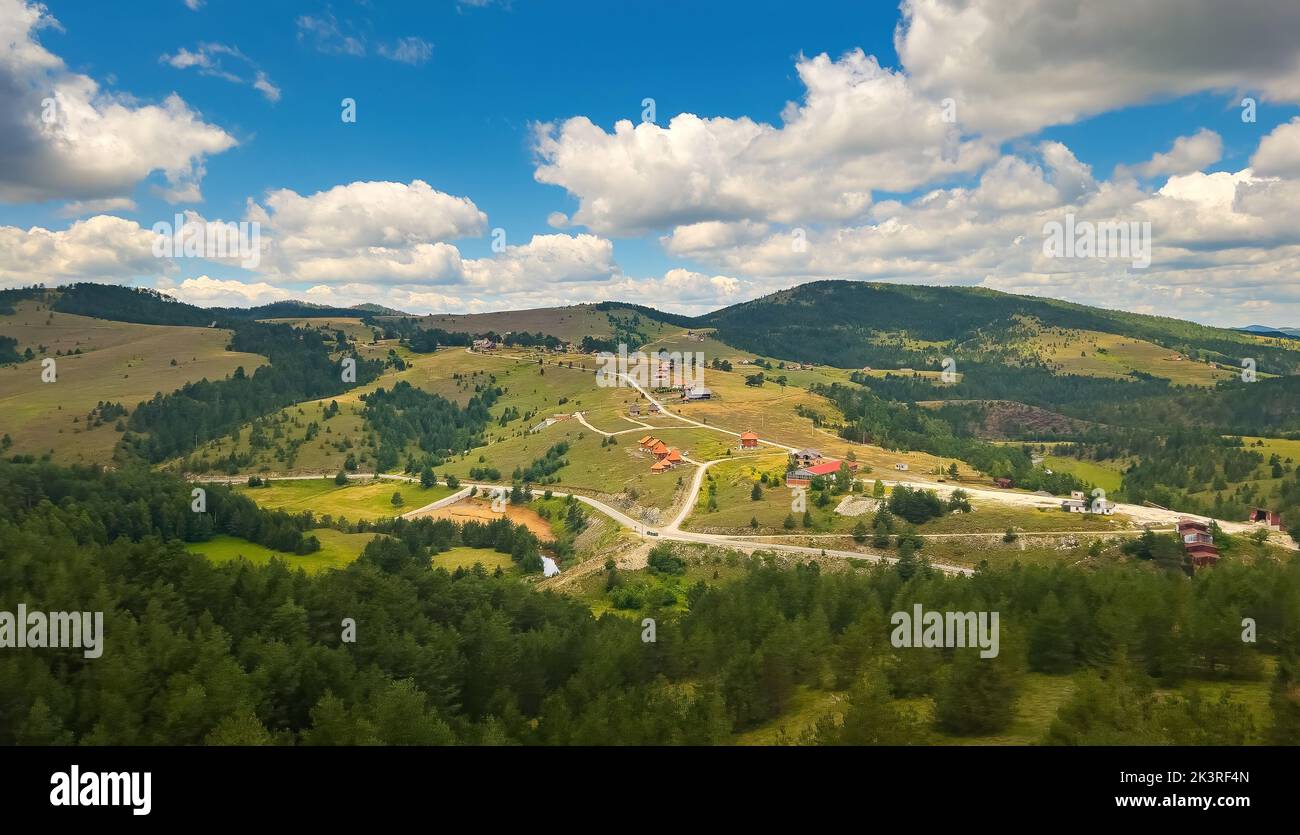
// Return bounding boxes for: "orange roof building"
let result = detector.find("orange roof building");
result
[740,431,759,448]
[650,460,671,473]
[665,448,683,463]
[651,441,670,458]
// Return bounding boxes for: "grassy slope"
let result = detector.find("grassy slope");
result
[236,478,456,522]
[0,302,267,463]
[184,528,381,573]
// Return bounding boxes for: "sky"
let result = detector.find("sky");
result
[4,0,1300,327]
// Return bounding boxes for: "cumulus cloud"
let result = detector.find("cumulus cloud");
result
[247,180,486,283]
[0,215,164,286]
[533,49,997,235]
[161,275,290,307]
[0,0,235,205]
[1250,117,1300,177]
[464,234,617,289]
[897,0,1300,138]
[161,43,281,102]
[1131,129,1223,178]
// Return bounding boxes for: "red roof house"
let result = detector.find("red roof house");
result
[1178,518,1220,568]
[740,431,759,449]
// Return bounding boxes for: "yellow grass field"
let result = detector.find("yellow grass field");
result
[237,477,455,522]
[1017,326,1235,386]
[0,303,267,463]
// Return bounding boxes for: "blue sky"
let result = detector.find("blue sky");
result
[5,0,1300,326]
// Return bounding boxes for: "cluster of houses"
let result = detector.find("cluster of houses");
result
[785,448,859,488]
[638,436,684,473]
[1060,490,1114,514]
[471,338,498,352]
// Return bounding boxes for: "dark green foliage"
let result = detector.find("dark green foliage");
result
[125,321,383,462]
[362,380,498,472]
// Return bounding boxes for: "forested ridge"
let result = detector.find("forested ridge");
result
[361,380,499,472]
[696,280,1300,375]
[122,321,383,463]
[2,460,1298,745]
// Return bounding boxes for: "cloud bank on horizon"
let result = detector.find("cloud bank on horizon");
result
[4,0,1300,326]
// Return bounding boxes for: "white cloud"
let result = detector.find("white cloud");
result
[532,49,997,235]
[1250,117,1300,177]
[59,197,138,217]
[1132,129,1223,178]
[0,215,164,286]
[295,13,366,57]
[162,275,290,307]
[463,234,617,289]
[897,0,1300,137]
[248,180,486,283]
[160,43,281,103]
[0,0,236,204]
[378,37,433,66]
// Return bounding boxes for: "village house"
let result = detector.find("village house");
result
[1178,518,1220,568]
[1061,498,1087,513]
[792,448,823,468]
[471,338,497,352]
[650,447,684,473]
[786,460,844,488]
[894,462,909,472]
[740,431,759,449]
[994,477,1014,488]
[682,385,713,400]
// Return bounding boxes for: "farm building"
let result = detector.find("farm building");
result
[894,462,909,472]
[740,431,759,449]
[1248,507,1284,530]
[994,477,1014,488]
[1061,498,1087,513]
[682,385,713,400]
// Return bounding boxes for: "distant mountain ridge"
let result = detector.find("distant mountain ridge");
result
[1238,324,1300,338]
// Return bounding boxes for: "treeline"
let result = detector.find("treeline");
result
[514,441,569,484]
[2,460,1299,745]
[361,380,499,472]
[814,382,1088,493]
[0,460,319,555]
[123,321,383,463]
[699,280,1300,376]
[504,331,562,350]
